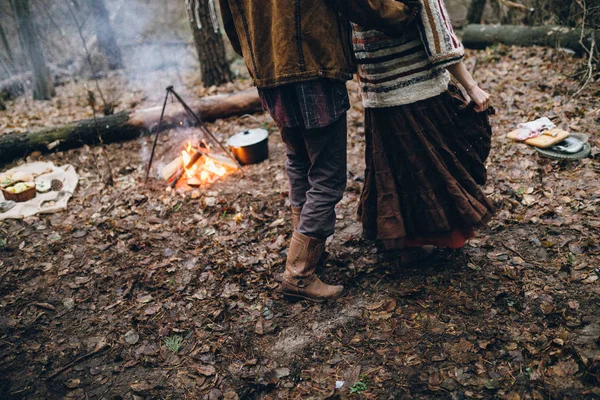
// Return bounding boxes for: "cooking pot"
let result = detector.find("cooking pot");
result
[227,129,269,165]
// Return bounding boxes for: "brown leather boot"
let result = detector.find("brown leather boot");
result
[291,206,302,230]
[291,206,328,266]
[282,231,344,303]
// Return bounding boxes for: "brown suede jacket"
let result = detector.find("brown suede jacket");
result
[219,0,416,88]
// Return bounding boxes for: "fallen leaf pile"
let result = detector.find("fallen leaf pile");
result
[0,45,598,399]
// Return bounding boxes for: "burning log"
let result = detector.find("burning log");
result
[168,167,186,188]
[168,145,203,188]
[162,142,234,189]
[204,153,239,170]
[0,89,262,167]
[161,156,183,181]
[174,144,204,187]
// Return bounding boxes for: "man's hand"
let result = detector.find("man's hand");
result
[325,0,415,36]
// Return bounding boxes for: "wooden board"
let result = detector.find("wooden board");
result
[507,128,570,148]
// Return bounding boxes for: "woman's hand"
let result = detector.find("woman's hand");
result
[466,84,491,113]
[446,62,492,113]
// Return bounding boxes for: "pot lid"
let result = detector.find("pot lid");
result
[227,129,268,148]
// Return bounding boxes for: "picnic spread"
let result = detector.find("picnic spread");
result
[507,117,592,160]
[0,162,78,220]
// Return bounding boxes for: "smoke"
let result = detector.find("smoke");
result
[0,0,198,97]
[1,0,213,179]
[108,0,198,100]
[108,0,204,179]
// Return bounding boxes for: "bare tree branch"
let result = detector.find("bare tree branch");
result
[572,0,597,97]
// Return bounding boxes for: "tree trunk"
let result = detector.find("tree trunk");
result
[462,24,599,55]
[85,0,124,70]
[185,0,232,87]
[11,0,55,100]
[0,88,262,166]
[0,96,5,111]
[467,0,487,24]
[0,21,13,66]
[0,59,12,80]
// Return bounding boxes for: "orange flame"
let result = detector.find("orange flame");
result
[180,141,229,185]
[182,142,197,178]
[204,158,227,178]
[181,142,192,165]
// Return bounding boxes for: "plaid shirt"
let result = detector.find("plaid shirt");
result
[258,80,350,130]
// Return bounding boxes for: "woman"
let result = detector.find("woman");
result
[354,0,495,255]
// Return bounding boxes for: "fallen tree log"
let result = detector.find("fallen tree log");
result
[462,24,599,55]
[0,88,262,166]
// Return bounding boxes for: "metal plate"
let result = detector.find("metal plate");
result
[536,142,592,161]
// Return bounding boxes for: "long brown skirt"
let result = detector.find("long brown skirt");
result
[358,86,495,250]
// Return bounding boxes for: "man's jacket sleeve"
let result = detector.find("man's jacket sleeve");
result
[325,0,418,35]
[218,0,243,56]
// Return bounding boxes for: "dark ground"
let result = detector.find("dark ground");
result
[0,45,599,399]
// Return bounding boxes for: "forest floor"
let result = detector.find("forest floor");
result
[0,45,599,400]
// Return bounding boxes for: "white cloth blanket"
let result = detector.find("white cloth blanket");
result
[515,117,556,140]
[0,162,78,220]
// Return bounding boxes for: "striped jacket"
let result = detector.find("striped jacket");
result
[353,0,464,108]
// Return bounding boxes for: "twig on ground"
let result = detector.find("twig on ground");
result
[87,89,114,186]
[501,242,527,259]
[500,242,545,268]
[46,340,110,380]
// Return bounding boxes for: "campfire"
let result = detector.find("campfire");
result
[145,86,247,189]
[161,140,237,189]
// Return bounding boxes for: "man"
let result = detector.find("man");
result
[219,0,416,302]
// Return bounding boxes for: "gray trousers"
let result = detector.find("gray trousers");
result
[279,113,347,239]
